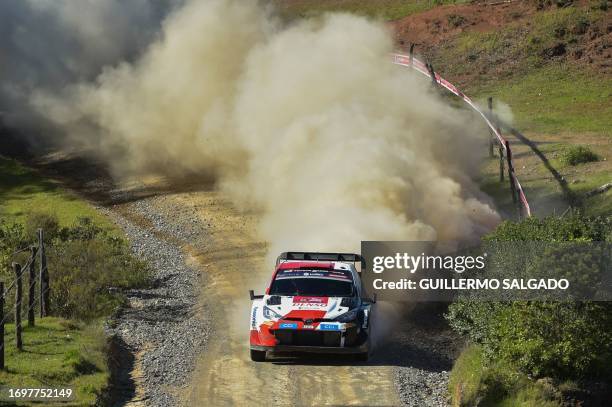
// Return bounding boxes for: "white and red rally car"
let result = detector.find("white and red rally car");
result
[248,252,376,362]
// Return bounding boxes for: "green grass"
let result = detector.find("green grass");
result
[0,317,109,406]
[430,3,610,136]
[0,158,132,404]
[582,188,612,216]
[561,145,599,166]
[568,170,612,216]
[479,171,522,219]
[469,65,612,136]
[273,0,469,21]
[389,1,612,216]
[0,157,116,231]
[449,345,563,407]
[480,136,611,217]
[448,345,486,405]
[449,4,605,74]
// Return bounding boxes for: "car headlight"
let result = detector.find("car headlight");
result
[334,309,358,323]
[263,306,283,320]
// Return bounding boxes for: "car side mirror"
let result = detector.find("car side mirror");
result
[249,290,264,300]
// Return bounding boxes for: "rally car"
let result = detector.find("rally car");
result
[248,252,376,362]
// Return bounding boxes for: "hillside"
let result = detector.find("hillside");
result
[278,0,611,216]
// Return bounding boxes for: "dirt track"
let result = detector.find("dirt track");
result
[111,186,457,406]
[152,191,402,406]
[0,144,457,406]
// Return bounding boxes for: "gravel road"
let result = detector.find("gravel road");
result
[391,310,459,406]
[101,196,209,407]
[97,188,460,406]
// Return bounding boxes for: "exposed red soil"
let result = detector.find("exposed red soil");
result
[389,0,611,77]
[390,1,538,48]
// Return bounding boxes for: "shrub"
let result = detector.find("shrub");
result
[0,215,150,321]
[572,16,590,35]
[447,14,466,28]
[0,220,27,255]
[446,214,612,380]
[561,145,599,166]
[47,221,150,321]
[24,212,60,242]
[448,345,486,405]
[449,345,562,406]
[48,238,149,320]
[597,0,609,11]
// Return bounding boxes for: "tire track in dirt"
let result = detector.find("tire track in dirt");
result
[148,191,402,406]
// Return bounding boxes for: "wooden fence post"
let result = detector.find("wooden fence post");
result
[505,140,518,204]
[28,246,37,327]
[487,97,495,158]
[14,263,22,351]
[38,229,49,317]
[409,43,415,66]
[499,144,505,182]
[426,63,437,87]
[0,281,4,369]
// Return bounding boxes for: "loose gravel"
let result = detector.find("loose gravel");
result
[100,194,459,407]
[395,365,450,406]
[389,308,462,407]
[101,197,208,407]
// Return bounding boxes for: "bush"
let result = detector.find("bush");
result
[486,213,610,241]
[0,215,150,321]
[448,345,486,405]
[47,219,150,321]
[449,345,562,407]
[597,0,609,11]
[446,214,612,380]
[449,301,612,379]
[561,145,599,166]
[49,237,149,321]
[0,220,27,255]
[447,14,466,28]
[24,212,60,242]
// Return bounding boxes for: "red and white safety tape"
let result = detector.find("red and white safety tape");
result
[391,53,532,217]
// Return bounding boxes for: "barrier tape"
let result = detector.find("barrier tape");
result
[391,53,531,217]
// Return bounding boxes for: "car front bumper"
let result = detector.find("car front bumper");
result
[250,342,369,354]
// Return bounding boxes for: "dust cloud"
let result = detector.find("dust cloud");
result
[3,0,501,256]
[0,0,179,141]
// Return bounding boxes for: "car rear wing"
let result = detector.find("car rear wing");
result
[276,252,366,272]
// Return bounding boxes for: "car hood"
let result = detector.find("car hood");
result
[263,295,351,320]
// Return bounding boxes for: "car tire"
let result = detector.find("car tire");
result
[355,352,369,362]
[250,349,266,362]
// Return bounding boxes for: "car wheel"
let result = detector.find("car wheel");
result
[355,352,369,362]
[250,349,266,362]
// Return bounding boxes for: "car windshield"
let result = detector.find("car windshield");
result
[269,277,354,297]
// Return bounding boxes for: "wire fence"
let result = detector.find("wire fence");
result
[0,228,50,369]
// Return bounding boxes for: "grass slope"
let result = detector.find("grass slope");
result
[0,318,109,406]
[449,345,562,407]
[0,157,126,404]
[431,4,611,216]
[274,1,611,216]
[0,156,115,230]
[273,0,469,21]
[468,64,612,136]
